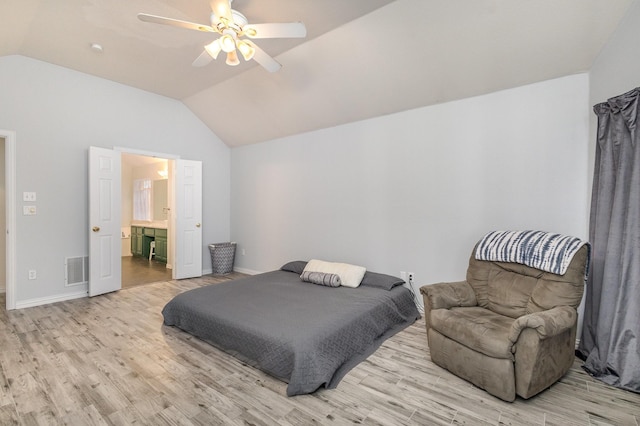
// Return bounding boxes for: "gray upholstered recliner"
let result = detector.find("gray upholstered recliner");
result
[420,237,588,402]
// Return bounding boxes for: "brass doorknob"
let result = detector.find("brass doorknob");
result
[92,226,100,232]
[196,223,201,228]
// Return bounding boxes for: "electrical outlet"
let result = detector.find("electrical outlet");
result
[241,248,246,256]
[28,270,37,280]
[408,272,415,286]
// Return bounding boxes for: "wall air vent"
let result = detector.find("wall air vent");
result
[65,256,88,286]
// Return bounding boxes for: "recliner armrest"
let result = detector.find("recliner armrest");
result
[420,281,477,311]
[508,306,577,343]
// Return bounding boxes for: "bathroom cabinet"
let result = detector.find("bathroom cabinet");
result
[131,225,167,263]
[154,228,168,263]
[131,226,143,257]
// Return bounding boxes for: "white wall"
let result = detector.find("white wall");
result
[0,55,231,305]
[231,74,591,296]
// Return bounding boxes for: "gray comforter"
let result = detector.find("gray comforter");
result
[162,269,420,396]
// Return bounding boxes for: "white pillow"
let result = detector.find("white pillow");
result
[303,259,366,288]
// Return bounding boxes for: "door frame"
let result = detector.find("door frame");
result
[1,129,16,310]
[115,147,179,277]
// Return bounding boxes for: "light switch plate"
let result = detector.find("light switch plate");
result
[23,192,36,202]
[23,205,37,215]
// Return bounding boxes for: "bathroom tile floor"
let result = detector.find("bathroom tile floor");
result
[121,255,172,289]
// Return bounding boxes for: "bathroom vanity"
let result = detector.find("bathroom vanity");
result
[131,225,167,263]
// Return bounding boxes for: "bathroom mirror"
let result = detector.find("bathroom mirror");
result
[153,179,168,220]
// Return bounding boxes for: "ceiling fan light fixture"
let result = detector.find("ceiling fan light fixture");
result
[204,39,222,59]
[226,50,240,66]
[220,33,236,53]
[138,0,306,72]
[236,40,255,61]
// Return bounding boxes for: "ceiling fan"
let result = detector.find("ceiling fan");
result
[138,0,307,72]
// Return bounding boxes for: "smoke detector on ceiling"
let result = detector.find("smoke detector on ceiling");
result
[90,43,103,53]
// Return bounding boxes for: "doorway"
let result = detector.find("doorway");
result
[90,147,202,296]
[1,129,15,310]
[121,152,173,288]
[1,137,5,295]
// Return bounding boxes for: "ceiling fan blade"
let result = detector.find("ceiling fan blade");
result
[243,23,307,39]
[192,50,213,67]
[247,41,281,72]
[137,13,215,33]
[210,0,233,23]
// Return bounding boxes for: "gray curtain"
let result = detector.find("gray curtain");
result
[577,87,640,393]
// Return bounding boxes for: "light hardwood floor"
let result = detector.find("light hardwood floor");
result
[1,275,639,426]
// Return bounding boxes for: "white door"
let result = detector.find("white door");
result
[89,146,122,296]
[173,159,202,279]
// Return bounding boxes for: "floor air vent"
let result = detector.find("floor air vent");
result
[65,256,88,286]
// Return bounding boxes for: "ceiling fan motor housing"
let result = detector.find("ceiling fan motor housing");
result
[211,10,248,30]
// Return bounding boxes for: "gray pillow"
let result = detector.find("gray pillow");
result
[360,271,404,291]
[301,271,341,287]
[281,260,307,274]
[283,261,403,290]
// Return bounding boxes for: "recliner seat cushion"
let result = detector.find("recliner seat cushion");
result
[430,306,515,359]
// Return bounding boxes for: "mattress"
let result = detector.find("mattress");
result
[162,268,420,396]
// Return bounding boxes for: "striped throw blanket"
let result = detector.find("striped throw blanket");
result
[475,230,590,276]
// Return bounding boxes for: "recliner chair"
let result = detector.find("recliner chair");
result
[420,231,589,401]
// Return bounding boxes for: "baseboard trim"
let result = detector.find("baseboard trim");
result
[200,267,260,276]
[233,267,261,276]
[16,289,88,309]
[14,267,273,309]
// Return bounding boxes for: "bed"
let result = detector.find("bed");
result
[162,260,420,396]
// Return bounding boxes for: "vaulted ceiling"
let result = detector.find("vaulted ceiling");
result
[1,0,635,146]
